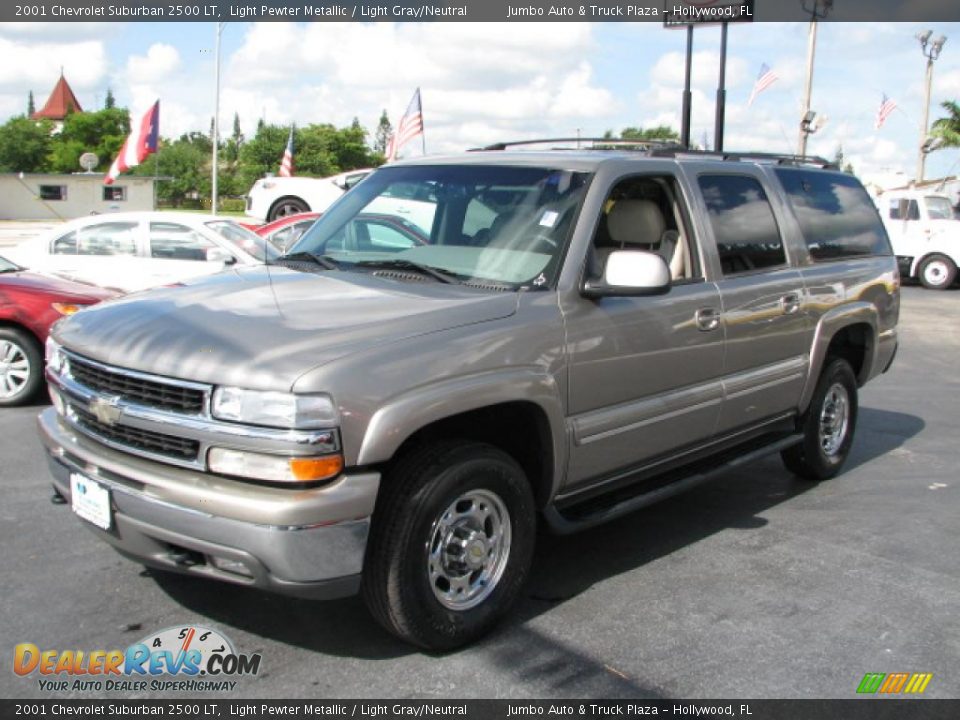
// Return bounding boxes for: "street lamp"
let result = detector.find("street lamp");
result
[797,0,833,158]
[212,22,226,215]
[916,30,947,183]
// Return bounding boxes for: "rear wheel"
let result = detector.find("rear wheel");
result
[0,328,43,407]
[362,441,536,651]
[918,254,957,290]
[268,197,309,222]
[781,358,858,481]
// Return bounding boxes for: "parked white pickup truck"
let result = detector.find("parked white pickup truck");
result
[873,188,960,289]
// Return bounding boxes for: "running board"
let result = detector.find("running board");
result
[543,434,803,535]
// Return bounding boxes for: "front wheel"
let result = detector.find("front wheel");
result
[362,442,536,651]
[0,328,43,407]
[918,254,957,290]
[781,358,858,481]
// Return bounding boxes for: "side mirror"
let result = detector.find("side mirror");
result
[206,247,237,265]
[582,250,671,298]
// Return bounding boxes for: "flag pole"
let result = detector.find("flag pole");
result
[419,88,426,155]
[212,22,225,215]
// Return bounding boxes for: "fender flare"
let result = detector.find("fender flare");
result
[798,302,878,413]
[356,368,568,500]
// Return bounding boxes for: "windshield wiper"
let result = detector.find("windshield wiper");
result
[276,251,340,270]
[354,259,463,284]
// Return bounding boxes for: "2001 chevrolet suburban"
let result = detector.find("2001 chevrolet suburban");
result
[40,144,899,650]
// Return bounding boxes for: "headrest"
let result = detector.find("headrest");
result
[607,199,666,247]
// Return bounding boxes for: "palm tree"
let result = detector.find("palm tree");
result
[930,100,960,148]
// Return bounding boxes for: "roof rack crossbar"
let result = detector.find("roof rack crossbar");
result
[470,137,684,152]
[647,147,837,168]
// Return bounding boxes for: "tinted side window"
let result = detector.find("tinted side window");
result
[698,174,785,275]
[775,169,891,260]
[76,222,138,256]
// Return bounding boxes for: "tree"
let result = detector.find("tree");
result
[47,107,130,173]
[0,116,53,172]
[27,91,35,117]
[374,109,393,154]
[132,133,212,205]
[930,100,960,149]
[619,125,679,141]
[104,88,115,110]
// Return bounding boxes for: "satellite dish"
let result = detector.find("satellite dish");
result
[79,152,99,173]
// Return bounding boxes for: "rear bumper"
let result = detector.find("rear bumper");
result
[39,407,379,600]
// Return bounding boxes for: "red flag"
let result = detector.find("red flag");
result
[105,100,159,185]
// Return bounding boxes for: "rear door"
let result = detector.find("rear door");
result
[693,172,811,436]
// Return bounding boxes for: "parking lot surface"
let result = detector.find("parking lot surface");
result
[1,286,957,700]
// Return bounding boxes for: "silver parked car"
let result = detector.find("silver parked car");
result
[40,144,898,650]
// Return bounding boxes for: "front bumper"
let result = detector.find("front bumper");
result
[38,407,379,600]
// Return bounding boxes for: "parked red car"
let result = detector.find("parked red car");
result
[245,212,322,252]
[0,255,117,406]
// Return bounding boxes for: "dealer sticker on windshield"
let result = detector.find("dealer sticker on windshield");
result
[539,210,559,227]
[70,473,111,531]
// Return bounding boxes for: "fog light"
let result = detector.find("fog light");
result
[209,556,253,578]
[208,447,343,484]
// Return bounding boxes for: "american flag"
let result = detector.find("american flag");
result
[105,100,160,185]
[747,63,779,107]
[875,94,897,130]
[279,125,294,177]
[386,88,424,162]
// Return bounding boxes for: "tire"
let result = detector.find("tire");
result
[781,358,858,481]
[918,254,957,290]
[362,441,536,651]
[0,328,43,407]
[267,197,309,222]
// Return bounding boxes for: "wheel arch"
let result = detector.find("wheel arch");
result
[356,370,566,509]
[799,304,878,414]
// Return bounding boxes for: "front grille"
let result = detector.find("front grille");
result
[68,355,205,414]
[70,403,200,461]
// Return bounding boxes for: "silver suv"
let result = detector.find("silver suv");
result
[40,145,899,650]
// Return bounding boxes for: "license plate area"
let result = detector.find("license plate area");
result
[70,472,112,530]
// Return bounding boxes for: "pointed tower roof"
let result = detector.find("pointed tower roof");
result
[31,71,83,121]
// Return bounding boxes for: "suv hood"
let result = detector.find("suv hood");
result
[54,266,519,391]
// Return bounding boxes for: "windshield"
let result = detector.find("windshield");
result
[924,196,956,221]
[206,220,280,262]
[292,165,591,288]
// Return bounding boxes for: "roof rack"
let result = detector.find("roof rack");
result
[469,139,837,169]
[647,148,837,169]
[470,137,684,152]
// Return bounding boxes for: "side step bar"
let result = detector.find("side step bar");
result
[543,434,803,535]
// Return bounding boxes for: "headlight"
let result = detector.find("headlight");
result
[51,302,83,316]
[208,448,343,484]
[211,387,338,429]
[45,336,67,376]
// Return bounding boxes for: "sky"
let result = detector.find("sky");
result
[0,20,958,184]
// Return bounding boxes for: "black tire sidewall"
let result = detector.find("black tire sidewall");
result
[0,328,43,407]
[268,198,308,222]
[802,359,858,478]
[377,445,536,650]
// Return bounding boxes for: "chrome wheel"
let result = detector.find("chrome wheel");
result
[0,339,31,400]
[427,489,511,611]
[819,382,849,457]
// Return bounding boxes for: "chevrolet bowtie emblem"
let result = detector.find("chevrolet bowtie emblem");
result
[89,396,123,426]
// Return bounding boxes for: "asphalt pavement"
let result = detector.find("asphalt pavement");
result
[1,286,957,700]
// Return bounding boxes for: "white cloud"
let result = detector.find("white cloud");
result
[126,43,181,84]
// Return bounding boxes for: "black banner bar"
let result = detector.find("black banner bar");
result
[2,0,959,23]
[1,699,959,720]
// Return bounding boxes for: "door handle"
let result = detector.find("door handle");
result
[780,292,801,315]
[695,307,721,332]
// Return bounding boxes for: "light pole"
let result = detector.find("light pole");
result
[212,22,226,215]
[797,0,832,158]
[916,31,947,184]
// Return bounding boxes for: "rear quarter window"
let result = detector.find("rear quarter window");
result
[774,169,891,260]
